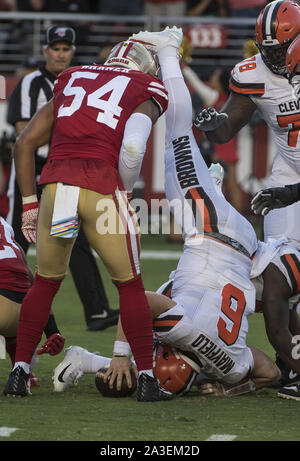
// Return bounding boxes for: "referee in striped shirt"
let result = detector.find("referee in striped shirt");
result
[6,26,119,331]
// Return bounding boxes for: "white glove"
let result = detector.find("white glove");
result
[194,107,228,132]
[290,74,300,100]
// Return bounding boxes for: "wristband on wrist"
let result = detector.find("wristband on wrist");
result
[22,195,38,205]
[113,340,131,357]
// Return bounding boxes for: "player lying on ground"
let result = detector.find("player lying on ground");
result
[51,226,300,398]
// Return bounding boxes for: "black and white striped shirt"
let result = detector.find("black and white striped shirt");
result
[7,65,56,175]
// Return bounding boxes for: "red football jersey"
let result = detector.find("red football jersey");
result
[48,65,168,169]
[0,217,31,293]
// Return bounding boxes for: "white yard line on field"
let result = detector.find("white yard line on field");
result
[0,427,18,437]
[28,248,182,260]
[206,434,237,441]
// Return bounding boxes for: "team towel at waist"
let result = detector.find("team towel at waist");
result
[50,183,80,238]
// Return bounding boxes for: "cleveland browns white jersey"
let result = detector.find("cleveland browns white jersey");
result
[153,240,255,384]
[251,239,300,310]
[230,53,300,172]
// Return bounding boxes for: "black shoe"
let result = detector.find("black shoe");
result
[136,373,173,402]
[3,366,30,397]
[86,309,119,331]
[268,354,300,389]
[278,382,300,401]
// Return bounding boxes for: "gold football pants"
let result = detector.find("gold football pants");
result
[36,183,141,283]
[0,295,20,336]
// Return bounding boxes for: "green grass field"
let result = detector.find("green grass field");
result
[0,234,300,443]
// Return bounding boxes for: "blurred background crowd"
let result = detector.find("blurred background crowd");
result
[0,0,290,236]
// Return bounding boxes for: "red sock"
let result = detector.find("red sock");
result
[116,275,154,371]
[5,337,16,366]
[15,274,62,364]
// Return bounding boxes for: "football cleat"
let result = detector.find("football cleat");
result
[3,366,30,397]
[87,309,119,331]
[268,354,300,389]
[278,382,300,401]
[136,373,174,402]
[52,346,86,392]
[129,26,183,53]
[208,163,224,191]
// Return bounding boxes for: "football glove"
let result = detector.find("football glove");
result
[251,183,300,216]
[21,201,39,243]
[194,107,228,132]
[289,74,300,100]
[37,333,65,356]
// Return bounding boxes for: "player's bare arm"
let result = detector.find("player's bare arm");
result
[15,121,29,136]
[14,99,54,197]
[195,92,256,144]
[105,291,174,389]
[104,316,137,391]
[134,98,160,124]
[198,346,280,397]
[262,263,300,375]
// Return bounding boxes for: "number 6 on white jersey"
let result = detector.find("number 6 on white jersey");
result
[57,71,131,129]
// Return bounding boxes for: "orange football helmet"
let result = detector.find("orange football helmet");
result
[286,33,300,74]
[153,343,201,396]
[105,40,158,76]
[286,34,300,98]
[255,0,300,75]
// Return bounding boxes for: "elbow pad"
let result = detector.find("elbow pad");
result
[120,113,152,169]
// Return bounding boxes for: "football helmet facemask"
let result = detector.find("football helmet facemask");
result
[153,343,201,396]
[104,40,158,76]
[255,0,300,75]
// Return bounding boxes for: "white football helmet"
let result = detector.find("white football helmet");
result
[104,40,158,76]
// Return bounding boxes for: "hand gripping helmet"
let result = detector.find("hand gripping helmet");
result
[255,0,300,75]
[286,34,300,97]
[104,40,158,76]
[286,33,300,74]
[153,343,201,396]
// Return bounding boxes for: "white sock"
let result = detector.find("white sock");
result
[157,47,182,81]
[13,361,30,375]
[139,369,154,378]
[81,350,111,374]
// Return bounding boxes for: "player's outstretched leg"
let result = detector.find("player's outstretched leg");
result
[52,346,86,392]
[130,26,183,53]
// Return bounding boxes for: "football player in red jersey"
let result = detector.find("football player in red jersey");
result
[0,216,65,391]
[3,39,173,401]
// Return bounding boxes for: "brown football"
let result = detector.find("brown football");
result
[95,365,137,397]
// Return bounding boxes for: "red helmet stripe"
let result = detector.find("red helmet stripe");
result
[122,42,134,58]
[114,42,124,57]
